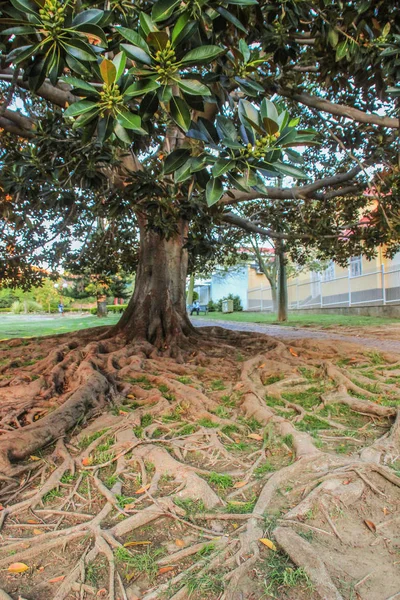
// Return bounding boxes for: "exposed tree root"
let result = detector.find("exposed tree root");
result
[0,328,399,599]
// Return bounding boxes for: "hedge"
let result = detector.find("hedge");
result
[90,304,127,315]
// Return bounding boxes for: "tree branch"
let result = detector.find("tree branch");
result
[0,69,77,107]
[221,212,298,239]
[279,88,399,129]
[220,167,363,205]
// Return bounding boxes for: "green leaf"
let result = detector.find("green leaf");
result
[100,59,117,86]
[124,78,160,98]
[170,96,191,131]
[62,39,98,62]
[263,117,279,135]
[7,44,37,65]
[61,76,99,94]
[215,7,247,33]
[116,28,150,53]
[177,79,211,96]
[206,177,224,206]
[10,0,38,16]
[327,28,339,48]
[164,149,191,174]
[180,46,223,65]
[115,109,146,134]
[174,160,192,182]
[335,40,348,61]
[239,39,250,63]
[238,99,260,131]
[140,12,158,37]
[73,23,107,47]
[113,52,127,81]
[260,99,279,124]
[140,91,159,119]
[190,156,208,172]
[227,171,251,192]
[225,0,258,4]
[216,115,237,142]
[172,14,189,44]
[274,162,307,179]
[147,31,169,51]
[120,43,152,65]
[72,9,104,26]
[152,0,181,23]
[171,20,197,47]
[64,101,98,117]
[158,85,173,103]
[0,26,36,36]
[212,158,235,177]
[114,122,132,143]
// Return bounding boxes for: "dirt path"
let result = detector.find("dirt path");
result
[193,318,400,354]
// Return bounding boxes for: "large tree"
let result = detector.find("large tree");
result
[0,2,400,599]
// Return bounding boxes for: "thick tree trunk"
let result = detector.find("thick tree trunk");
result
[114,215,194,346]
[277,244,288,322]
[187,273,195,307]
[97,295,108,318]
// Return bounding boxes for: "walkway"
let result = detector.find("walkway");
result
[192,318,400,354]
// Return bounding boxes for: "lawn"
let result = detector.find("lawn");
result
[0,313,120,340]
[192,311,399,328]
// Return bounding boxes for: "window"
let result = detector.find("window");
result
[310,271,321,297]
[322,261,335,281]
[350,256,362,277]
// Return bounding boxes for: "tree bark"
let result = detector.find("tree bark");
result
[113,215,194,347]
[187,273,195,307]
[97,295,108,318]
[277,244,288,322]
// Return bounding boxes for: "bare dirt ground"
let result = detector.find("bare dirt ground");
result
[0,326,399,600]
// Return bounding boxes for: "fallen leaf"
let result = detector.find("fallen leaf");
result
[33,529,43,535]
[8,562,29,574]
[26,519,37,524]
[119,410,128,415]
[259,538,277,551]
[135,483,151,494]
[228,501,246,506]
[82,457,93,466]
[232,523,238,529]
[0,504,4,511]
[49,575,65,583]
[30,455,41,461]
[258,363,266,369]
[175,539,185,547]
[96,590,107,597]
[127,394,135,399]
[158,566,174,575]
[343,479,352,485]
[123,541,152,547]
[233,481,247,489]
[289,348,298,357]
[364,519,376,533]
[247,433,263,441]
[124,503,136,510]
[383,507,390,515]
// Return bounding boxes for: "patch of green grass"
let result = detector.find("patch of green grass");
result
[78,429,108,449]
[178,424,197,436]
[226,499,256,513]
[265,395,285,407]
[151,428,163,438]
[282,386,324,410]
[298,530,314,542]
[86,561,105,586]
[185,571,224,597]
[221,423,240,436]
[133,426,144,438]
[198,418,219,428]
[60,471,77,484]
[43,488,63,503]
[104,474,119,489]
[298,366,317,381]
[367,351,385,365]
[236,351,244,362]
[127,375,153,390]
[115,547,164,581]
[281,434,293,447]
[226,441,252,452]
[141,413,153,427]
[254,460,275,478]
[116,494,135,508]
[296,414,330,432]
[263,552,313,596]
[0,314,120,340]
[320,403,366,427]
[210,379,226,391]
[176,376,192,384]
[207,472,233,489]
[265,375,284,385]
[191,311,399,328]
[173,497,205,519]
[196,542,216,557]
[220,394,236,407]
[213,405,229,418]
[239,416,261,431]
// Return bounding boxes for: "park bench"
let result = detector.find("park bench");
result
[188,304,208,315]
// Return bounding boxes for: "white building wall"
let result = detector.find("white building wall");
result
[210,266,248,310]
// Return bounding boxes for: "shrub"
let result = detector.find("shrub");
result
[11,300,43,314]
[89,304,127,315]
[207,300,217,312]
[215,294,243,312]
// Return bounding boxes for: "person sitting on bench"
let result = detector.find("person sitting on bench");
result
[190,300,200,315]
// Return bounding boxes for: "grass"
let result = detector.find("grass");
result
[0,313,120,340]
[114,546,164,581]
[263,552,313,597]
[206,471,233,489]
[192,311,399,328]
